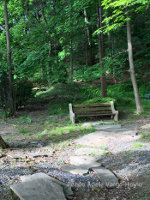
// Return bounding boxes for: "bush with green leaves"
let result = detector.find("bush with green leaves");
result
[107,82,135,106]
[139,81,150,97]
[16,79,34,107]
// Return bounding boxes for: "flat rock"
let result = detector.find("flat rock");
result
[90,166,118,188]
[69,156,100,168]
[95,124,121,130]
[75,129,137,147]
[81,122,99,127]
[11,173,66,200]
[61,164,89,175]
[21,173,65,186]
[141,124,150,129]
[8,152,26,159]
[20,173,73,197]
[74,147,106,156]
[7,147,53,159]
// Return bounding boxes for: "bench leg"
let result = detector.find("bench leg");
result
[70,113,75,124]
[69,103,75,124]
[114,111,118,121]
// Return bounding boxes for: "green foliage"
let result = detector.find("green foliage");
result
[139,81,150,97]
[36,82,86,103]
[48,104,68,115]
[101,0,150,33]
[140,133,150,140]
[133,142,144,148]
[36,124,95,138]
[107,82,135,106]
[98,120,121,125]
[15,116,32,124]
[84,97,115,104]
[18,128,29,134]
[0,0,149,116]
[16,80,34,107]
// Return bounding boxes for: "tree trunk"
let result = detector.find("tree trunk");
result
[40,1,51,86]
[70,39,73,81]
[127,19,143,114]
[97,5,107,98]
[0,135,9,149]
[84,9,91,66]
[4,0,16,115]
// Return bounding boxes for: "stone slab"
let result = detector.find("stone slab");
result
[74,147,106,156]
[69,156,100,168]
[75,129,137,147]
[90,166,118,188]
[61,164,89,175]
[20,173,73,197]
[11,176,66,200]
[8,147,53,160]
[95,124,121,130]
[21,172,61,183]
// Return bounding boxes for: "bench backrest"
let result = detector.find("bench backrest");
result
[72,102,112,116]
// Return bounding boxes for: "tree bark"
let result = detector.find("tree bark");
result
[97,5,107,98]
[84,9,92,66]
[40,0,51,86]
[4,0,16,115]
[70,39,73,81]
[127,19,143,114]
[0,135,9,149]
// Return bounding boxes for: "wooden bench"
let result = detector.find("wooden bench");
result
[69,101,118,124]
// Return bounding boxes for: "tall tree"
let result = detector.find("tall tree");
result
[97,3,107,97]
[101,0,149,113]
[3,0,16,115]
[127,17,143,113]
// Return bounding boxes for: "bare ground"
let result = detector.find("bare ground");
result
[0,104,150,200]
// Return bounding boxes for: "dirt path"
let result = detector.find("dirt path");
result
[0,109,150,199]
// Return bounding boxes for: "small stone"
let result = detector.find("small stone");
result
[61,164,89,175]
[37,143,43,148]
[69,156,100,168]
[90,166,119,188]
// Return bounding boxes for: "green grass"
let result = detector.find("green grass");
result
[18,128,29,133]
[48,103,68,115]
[139,111,150,117]
[12,116,32,124]
[133,142,145,148]
[98,120,121,125]
[26,132,32,136]
[99,145,108,150]
[140,133,150,140]
[36,125,95,138]
[75,144,86,148]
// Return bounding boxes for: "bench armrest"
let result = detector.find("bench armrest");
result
[69,103,75,124]
[110,101,119,121]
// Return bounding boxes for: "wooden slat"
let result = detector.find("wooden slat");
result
[76,112,113,117]
[76,111,113,115]
[73,103,111,108]
[73,107,112,113]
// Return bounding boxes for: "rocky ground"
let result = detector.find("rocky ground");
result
[0,107,150,200]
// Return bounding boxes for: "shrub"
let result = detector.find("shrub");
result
[16,80,34,107]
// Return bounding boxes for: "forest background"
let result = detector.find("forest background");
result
[0,0,150,116]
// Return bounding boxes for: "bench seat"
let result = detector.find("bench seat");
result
[69,101,118,123]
